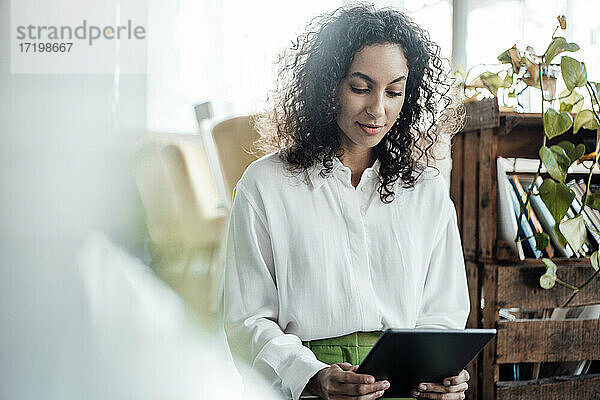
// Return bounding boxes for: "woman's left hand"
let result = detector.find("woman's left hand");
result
[410,369,469,399]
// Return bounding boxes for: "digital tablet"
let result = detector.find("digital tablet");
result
[355,328,496,398]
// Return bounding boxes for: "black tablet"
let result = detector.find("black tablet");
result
[355,328,496,398]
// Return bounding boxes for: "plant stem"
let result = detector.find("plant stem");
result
[562,81,600,305]
[585,82,600,125]
[517,235,535,242]
[581,82,600,209]
[555,277,580,291]
[582,161,595,210]
[562,268,600,307]
[464,63,505,84]
[563,291,577,307]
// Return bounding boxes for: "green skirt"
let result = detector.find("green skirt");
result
[302,331,413,399]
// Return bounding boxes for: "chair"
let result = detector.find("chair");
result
[134,133,227,323]
[211,115,261,203]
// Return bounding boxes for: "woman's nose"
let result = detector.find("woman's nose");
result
[366,92,385,118]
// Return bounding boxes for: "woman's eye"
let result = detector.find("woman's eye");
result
[351,87,403,97]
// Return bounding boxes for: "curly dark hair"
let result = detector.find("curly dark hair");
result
[253,3,464,203]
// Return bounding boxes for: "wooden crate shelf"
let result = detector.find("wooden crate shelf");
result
[496,374,600,400]
[451,98,600,400]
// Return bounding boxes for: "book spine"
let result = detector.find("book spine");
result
[496,157,525,260]
[508,178,542,258]
[574,180,600,232]
[512,176,555,257]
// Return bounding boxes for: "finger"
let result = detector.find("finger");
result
[443,369,470,386]
[443,383,468,393]
[417,382,445,393]
[411,389,465,399]
[344,381,390,396]
[337,370,376,384]
[356,389,386,400]
[336,362,354,371]
[417,382,468,393]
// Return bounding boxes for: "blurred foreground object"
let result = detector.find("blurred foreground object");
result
[56,231,278,400]
[134,133,226,325]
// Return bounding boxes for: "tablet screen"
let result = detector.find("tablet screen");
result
[355,329,496,397]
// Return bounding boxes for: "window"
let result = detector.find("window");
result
[147,0,341,132]
[146,0,454,132]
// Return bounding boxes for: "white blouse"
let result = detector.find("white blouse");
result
[222,152,470,400]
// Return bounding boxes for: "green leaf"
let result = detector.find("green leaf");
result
[554,224,569,247]
[539,179,575,222]
[539,145,571,182]
[557,141,585,164]
[558,89,584,114]
[479,72,511,94]
[543,37,580,65]
[561,56,587,90]
[540,273,556,289]
[534,231,550,251]
[549,145,574,169]
[540,258,558,289]
[573,109,599,134]
[574,143,586,162]
[498,48,512,63]
[560,103,572,112]
[543,258,558,275]
[566,43,578,51]
[584,190,600,211]
[590,250,599,272]
[454,64,467,81]
[559,214,587,253]
[498,45,516,63]
[503,72,513,88]
[543,108,573,139]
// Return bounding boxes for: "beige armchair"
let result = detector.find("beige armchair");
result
[211,115,261,203]
[134,115,263,325]
[134,133,227,326]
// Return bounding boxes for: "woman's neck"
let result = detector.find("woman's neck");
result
[339,148,376,188]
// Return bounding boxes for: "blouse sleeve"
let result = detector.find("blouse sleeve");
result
[222,185,329,400]
[415,198,470,329]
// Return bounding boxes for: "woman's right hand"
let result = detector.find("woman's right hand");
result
[306,362,390,399]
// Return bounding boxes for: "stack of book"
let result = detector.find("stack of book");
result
[497,157,600,260]
[496,157,600,381]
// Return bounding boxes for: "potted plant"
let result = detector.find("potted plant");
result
[457,16,600,305]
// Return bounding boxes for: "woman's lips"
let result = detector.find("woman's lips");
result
[357,122,384,135]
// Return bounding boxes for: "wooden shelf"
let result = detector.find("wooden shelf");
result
[496,374,600,400]
[451,98,600,400]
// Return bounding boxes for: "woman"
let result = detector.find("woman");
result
[223,4,470,400]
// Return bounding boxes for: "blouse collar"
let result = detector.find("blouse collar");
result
[307,156,382,190]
